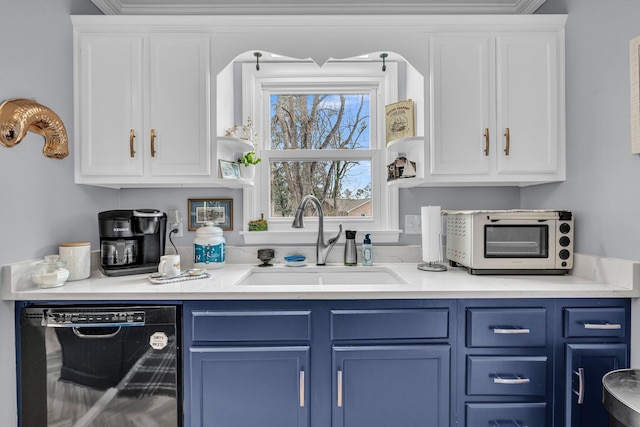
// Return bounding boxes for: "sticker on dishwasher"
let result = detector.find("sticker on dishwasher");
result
[149,332,168,350]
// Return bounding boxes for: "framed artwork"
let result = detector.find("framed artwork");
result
[631,35,640,154]
[219,159,241,179]
[188,198,233,231]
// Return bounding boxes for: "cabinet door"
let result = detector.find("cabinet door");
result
[333,345,450,427]
[430,36,493,176]
[565,343,628,427]
[495,34,559,175]
[190,346,309,427]
[148,35,211,177]
[77,35,144,177]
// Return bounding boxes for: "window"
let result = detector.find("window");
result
[269,93,372,218]
[241,60,400,244]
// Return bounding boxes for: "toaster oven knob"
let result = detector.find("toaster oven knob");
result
[559,236,571,247]
[559,249,570,260]
[559,223,571,234]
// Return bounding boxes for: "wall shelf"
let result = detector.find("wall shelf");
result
[217,136,254,153]
[386,136,423,153]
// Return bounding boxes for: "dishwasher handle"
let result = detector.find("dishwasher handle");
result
[72,326,122,339]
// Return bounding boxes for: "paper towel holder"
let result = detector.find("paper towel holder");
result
[417,243,448,272]
[418,261,447,272]
[418,205,447,272]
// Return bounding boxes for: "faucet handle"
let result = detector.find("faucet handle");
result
[328,224,343,246]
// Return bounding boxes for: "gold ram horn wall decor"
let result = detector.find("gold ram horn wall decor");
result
[0,98,69,159]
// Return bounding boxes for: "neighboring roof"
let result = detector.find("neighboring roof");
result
[323,198,371,214]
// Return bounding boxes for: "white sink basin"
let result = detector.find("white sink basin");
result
[236,266,409,286]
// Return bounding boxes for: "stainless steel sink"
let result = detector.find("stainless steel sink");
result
[235,266,409,286]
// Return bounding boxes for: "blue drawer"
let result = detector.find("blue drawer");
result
[466,402,547,427]
[331,308,449,340]
[467,308,547,347]
[467,356,547,396]
[191,310,311,342]
[563,307,626,338]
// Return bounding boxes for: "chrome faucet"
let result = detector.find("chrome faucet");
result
[292,195,342,265]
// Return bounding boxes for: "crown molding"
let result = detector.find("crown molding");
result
[89,0,547,15]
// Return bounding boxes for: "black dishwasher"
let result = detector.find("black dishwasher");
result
[19,305,180,427]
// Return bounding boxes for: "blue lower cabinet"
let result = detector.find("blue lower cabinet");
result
[332,345,450,427]
[181,299,630,427]
[565,343,627,427]
[467,356,547,396]
[189,346,310,427]
[465,402,546,427]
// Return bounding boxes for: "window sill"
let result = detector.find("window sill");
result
[240,229,401,245]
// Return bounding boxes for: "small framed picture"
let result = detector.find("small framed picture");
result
[188,198,233,231]
[219,159,241,179]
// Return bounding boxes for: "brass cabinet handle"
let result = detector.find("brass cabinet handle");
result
[129,129,136,158]
[574,367,585,404]
[150,128,156,157]
[483,128,490,156]
[504,127,510,156]
[337,370,343,407]
[299,371,305,407]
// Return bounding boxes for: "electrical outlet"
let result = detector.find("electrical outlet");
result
[405,214,422,234]
[170,222,183,237]
[168,209,183,237]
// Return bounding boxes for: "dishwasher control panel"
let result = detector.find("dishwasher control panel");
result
[45,309,146,327]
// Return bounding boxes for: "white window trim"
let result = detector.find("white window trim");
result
[240,61,400,244]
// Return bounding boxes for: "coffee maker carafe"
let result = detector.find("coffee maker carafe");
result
[98,209,167,276]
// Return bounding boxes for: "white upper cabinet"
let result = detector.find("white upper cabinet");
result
[74,28,212,187]
[72,15,565,189]
[430,36,493,177]
[495,34,559,176]
[429,31,564,185]
[76,35,145,178]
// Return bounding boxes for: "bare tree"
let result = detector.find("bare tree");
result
[270,94,370,217]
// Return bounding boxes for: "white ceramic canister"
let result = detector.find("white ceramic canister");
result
[194,222,226,269]
[59,241,91,281]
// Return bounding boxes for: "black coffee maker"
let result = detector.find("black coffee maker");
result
[98,209,167,276]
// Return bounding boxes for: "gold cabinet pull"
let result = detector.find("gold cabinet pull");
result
[150,128,156,157]
[337,370,343,407]
[299,371,305,407]
[129,129,136,158]
[483,128,490,156]
[504,128,510,156]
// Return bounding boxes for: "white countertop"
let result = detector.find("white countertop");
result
[3,251,638,300]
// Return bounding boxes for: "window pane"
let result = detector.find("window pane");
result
[270,160,372,218]
[270,94,370,150]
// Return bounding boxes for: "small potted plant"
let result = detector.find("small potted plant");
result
[234,117,261,180]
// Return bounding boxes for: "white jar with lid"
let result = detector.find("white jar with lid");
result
[194,221,226,269]
[59,241,91,281]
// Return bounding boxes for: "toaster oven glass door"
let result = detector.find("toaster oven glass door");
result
[484,225,549,258]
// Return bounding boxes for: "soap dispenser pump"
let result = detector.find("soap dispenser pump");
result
[344,230,357,266]
[362,234,373,266]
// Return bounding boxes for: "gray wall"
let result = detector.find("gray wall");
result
[526,0,640,261]
[2,0,640,424]
[8,1,640,282]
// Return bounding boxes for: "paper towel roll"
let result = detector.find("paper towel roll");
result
[421,206,441,262]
